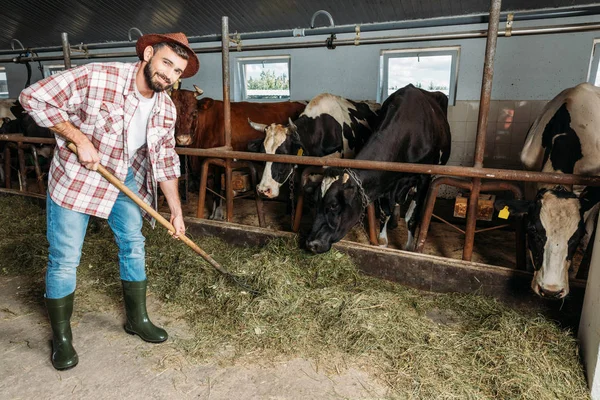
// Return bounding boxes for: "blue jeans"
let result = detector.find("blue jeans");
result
[46,167,146,299]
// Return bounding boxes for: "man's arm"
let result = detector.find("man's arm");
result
[51,122,100,170]
[159,179,185,238]
[19,65,100,169]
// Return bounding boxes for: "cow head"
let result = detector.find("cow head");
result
[171,85,204,146]
[305,169,363,254]
[248,117,303,198]
[496,186,600,299]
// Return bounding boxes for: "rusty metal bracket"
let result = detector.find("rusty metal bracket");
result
[231,32,242,52]
[505,13,514,37]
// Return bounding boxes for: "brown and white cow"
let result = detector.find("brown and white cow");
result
[170,86,306,218]
[497,83,600,299]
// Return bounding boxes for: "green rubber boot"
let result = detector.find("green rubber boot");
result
[122,280,168,343]
[46,292,78,370]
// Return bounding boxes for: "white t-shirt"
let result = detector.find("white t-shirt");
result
[128,83,156,160]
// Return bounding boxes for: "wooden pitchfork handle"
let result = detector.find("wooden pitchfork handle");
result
[66,142,228,274]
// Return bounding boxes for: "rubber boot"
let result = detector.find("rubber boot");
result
[122,280,168,343]
[46,292,78,370]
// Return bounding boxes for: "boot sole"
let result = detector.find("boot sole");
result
[124,326,168,343]
[52,357,79,371]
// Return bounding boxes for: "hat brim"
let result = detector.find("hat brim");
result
[136,34,199,79]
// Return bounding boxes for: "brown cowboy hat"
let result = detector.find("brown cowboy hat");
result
[136,32,199,78]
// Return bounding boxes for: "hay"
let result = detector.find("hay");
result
[0,196,589,399]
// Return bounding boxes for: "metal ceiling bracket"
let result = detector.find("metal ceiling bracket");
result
[326,33,337,49]
[505,13,514,37]
[310,10,335,29]
[354,25,361,45]
[128,27,143,42]
[11,39,25,51]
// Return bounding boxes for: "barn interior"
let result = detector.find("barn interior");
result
[1,0,600,398]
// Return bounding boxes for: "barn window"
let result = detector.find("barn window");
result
[237,56,291,101]
[0,68,8,99]
[589,40,600,86]
[379,47,460,105]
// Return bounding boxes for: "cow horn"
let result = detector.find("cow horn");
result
[342,173,350,184]
[193,84,204,97]
[248,118,267,132]
[288,117,297,130]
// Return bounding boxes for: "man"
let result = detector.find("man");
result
[19,32,199,370]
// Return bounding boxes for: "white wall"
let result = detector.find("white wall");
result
[579,216,600,400]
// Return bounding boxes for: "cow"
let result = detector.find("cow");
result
[496,82,600,299]
[246,93,381,199]
[170,86,306,217]
[304,84,451,255]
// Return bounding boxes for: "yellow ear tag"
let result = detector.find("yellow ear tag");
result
[296,148,303,156]
[498,206,510,219]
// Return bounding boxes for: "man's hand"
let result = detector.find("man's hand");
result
[75,138,101,170]
[169,214,185,239]
[51,121,100,170]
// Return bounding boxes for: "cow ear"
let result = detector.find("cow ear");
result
[247,138,264,153]
[494,199,532,217]
[342,177,357,205]
[198,98,214,110]
[302,173,323,194]
[579,186,600,214]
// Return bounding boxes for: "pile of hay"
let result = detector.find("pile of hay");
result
[0,196,588,398]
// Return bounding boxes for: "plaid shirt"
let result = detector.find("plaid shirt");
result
[20,61,180,223]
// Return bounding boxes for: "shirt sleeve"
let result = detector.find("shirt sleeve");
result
[154,126,181,183]
[19,65,90,128]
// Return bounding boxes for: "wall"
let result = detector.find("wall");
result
[580,216,600,400]
[0,14,598,170]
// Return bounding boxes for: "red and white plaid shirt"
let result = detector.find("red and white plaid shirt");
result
[20,61,180,222]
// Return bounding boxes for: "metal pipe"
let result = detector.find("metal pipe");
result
[0,135,56,144]
[61,32,71,69]
[1,4,598,57]
[173,147,600,186]
[222,17,234,222]
[464,0,502,262]
[310,10,335,28]
[3,21,600,64]
[1,135,599,187]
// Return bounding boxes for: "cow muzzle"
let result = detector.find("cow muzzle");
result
[176,134,192,146]
[257,184,278,198]
[531,275,568,299]
[306,239,332,254]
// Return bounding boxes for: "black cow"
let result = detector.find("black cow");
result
[247,93,381,198]
[305,84,451,254]
[496,82,600,299]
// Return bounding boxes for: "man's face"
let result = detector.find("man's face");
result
[143,45,188,92]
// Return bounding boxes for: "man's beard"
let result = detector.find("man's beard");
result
[143,61,173,92]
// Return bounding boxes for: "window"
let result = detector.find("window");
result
[238,56,291,101]
[378,47,460,104]
[588,39,600,86]
[0,68,8,99]
[43,64,76,78]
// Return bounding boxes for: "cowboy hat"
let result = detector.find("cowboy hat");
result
[136,32,199,78]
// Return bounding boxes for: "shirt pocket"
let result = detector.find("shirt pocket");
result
[95,102,125,135]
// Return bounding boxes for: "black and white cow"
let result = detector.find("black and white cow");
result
[496,82,600,299]
[247,93,381,198]
[305,84,451,254]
